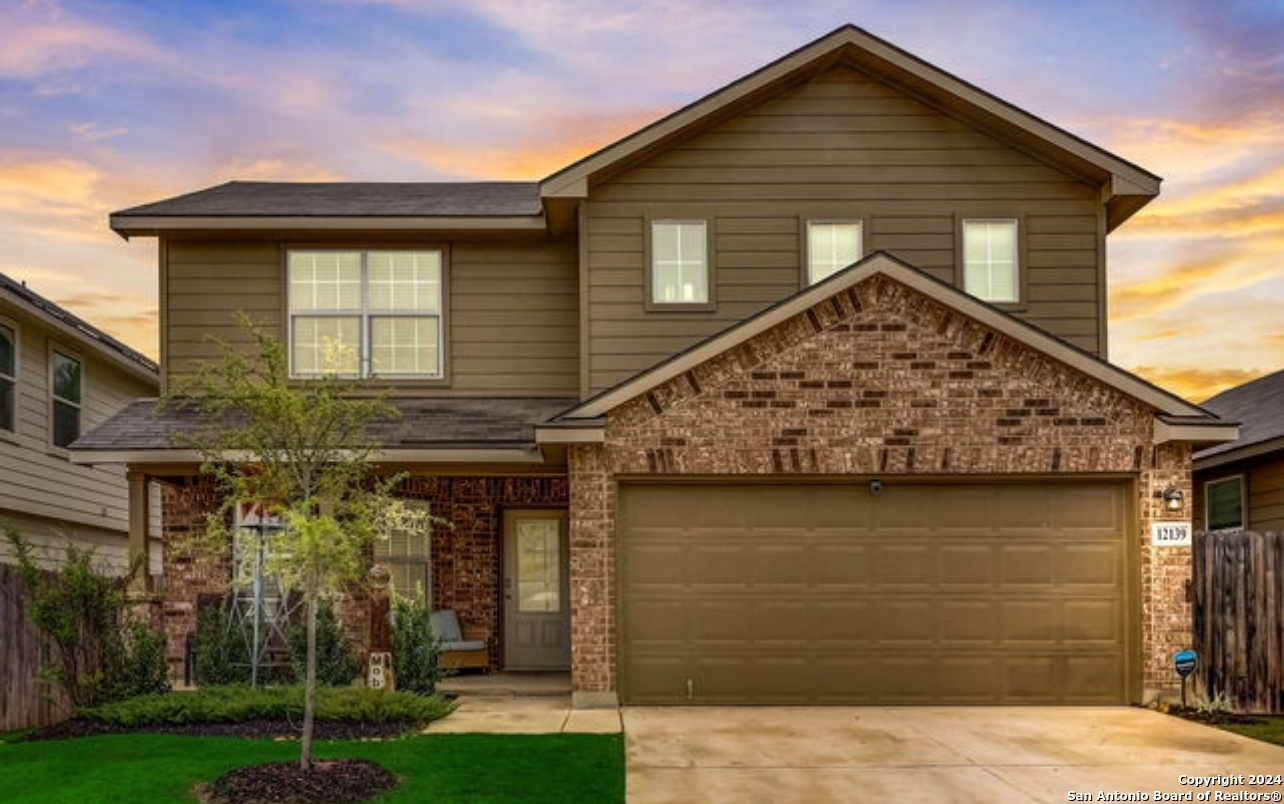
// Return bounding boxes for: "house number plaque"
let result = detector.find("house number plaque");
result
[1151,522,1192,547]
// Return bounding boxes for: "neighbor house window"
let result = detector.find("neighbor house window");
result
[50,349,81,449]
[807,220,863,284]
[651,221,708,305]
[1205,476,1245,532]
[288,250,442,379]
[0,324,14,433]
[962,219,1019,303]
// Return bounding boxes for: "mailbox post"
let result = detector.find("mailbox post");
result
[1174,649,1197,708]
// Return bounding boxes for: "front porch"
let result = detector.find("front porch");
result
[123,471,572,686]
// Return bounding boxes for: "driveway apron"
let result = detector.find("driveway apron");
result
[624,706,1284,804]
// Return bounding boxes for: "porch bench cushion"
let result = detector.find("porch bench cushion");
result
[441,639,487,652]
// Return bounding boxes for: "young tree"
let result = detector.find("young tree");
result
[164,315,432,768]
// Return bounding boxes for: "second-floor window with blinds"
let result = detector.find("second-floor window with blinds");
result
[962,219,1019,303]
[807,221,863,284]
[287,250,443,379]
[651,221,709,305]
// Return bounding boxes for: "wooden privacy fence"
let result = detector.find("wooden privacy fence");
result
[0,563,68,730]
[1192,530,1284,713]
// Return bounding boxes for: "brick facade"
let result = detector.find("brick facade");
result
[155,474,567,682]
[569,274,1194,703]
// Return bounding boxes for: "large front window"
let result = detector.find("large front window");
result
[287,250,442,378]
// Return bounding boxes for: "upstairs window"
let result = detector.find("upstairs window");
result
[651,221,708,305]
[807,220,863,284]
[1205,476,1244,532]
[962,219,1019,303]
[50,349,81,448]
[287,250,442,379]
[0,324,14,433]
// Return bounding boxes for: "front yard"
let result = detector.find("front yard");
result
[0,731,624,804]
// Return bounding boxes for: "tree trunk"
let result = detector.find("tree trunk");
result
[300,586,318,770]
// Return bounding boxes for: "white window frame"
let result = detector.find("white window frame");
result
[805,220,864,285]
[648,220,712,308]
[0,317,16,435]
[48,346,82,450]
[1204,475,1246,533]
[287,250,444,380]
[961,218,1021,303]
[375,500,432,601]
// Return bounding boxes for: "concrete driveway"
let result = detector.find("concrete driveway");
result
[624,707,1284,804]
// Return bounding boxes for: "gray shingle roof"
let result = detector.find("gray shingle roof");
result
[112,181,543,218]
[73,396,576,452]
[1195,369,1284,461]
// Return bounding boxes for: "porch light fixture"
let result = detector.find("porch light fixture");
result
[1162,486,1185,513]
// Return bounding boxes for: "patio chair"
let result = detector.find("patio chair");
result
[430,609,490,671]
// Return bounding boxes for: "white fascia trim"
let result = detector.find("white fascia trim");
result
[1153,419,1239,446]
[70,446,546,466]
[110,215,547,236]
[534,426,605,444]
[563,254,1208,421]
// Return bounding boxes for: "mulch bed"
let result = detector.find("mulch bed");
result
[22,718,417,742]
[200,759,398,804]
[1165,706,1264,726]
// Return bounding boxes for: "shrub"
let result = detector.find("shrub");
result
[4,523,170,707]
[192,601,252,687]
[81,685,452,727]
[103,620,170,701]
[391,593,446,695]
[289,602,363,687]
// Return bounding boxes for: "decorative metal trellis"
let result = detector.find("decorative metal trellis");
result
[228,502,301,686]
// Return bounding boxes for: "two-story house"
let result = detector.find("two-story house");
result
[0,274,160,573]
[75,26,1235,706]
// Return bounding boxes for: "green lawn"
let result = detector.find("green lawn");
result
[1220,716,1284,747]
[0,732,624,804]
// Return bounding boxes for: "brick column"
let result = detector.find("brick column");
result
[568,444,618,708]
[1138,442,1194,701]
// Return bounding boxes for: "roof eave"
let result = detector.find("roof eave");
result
[109,214,549,238]
[70,445,550,466]
[1194,435,1284,471]
[0,283,159,386]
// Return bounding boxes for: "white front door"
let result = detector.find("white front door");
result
[503,510,571,670]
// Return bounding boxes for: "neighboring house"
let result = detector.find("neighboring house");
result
[0,273,160,574]
[75,26,1236,706]
[1193,370,1284,533]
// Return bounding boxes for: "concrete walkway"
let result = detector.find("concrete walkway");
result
[425,694,621,734]
[624,707,1284,804]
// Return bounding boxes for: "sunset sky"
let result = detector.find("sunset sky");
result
[2,0,1281,402]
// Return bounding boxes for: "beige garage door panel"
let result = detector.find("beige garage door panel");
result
[619,481,1131,705]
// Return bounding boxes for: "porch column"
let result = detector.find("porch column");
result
[127,469,151,593]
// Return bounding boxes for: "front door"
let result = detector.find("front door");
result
[503,510,571,670]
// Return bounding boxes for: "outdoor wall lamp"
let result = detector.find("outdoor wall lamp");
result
[1162,486,1185,513]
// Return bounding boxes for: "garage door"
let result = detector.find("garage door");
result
[619,481,1132,705]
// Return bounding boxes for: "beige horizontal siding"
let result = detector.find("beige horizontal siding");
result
[0,300,155,538]
[164,236,580,396]
[584,65,1105,393]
